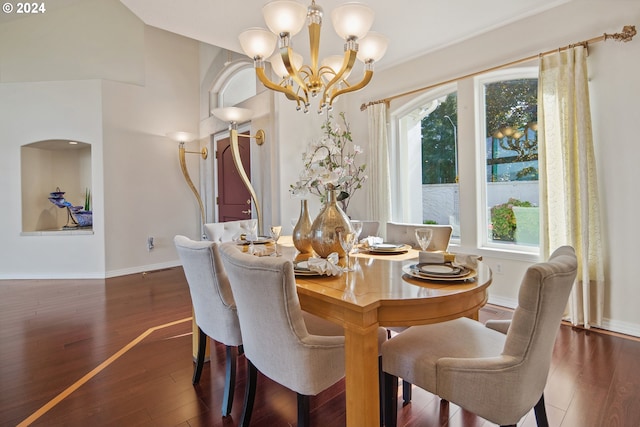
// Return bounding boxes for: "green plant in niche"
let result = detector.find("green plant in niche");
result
[84,188,91,211]
[490,198,533,241]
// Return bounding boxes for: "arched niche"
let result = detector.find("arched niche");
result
[21,139,93,233]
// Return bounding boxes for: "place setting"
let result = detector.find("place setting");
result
[402,228,480,283]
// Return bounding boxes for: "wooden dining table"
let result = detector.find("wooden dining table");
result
[280,237,493,427]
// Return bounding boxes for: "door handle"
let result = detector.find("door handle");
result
[241,209,251,215]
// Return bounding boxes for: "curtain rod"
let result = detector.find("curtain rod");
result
[360,25,636,112]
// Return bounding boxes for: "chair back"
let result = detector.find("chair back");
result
[219,242,345,396]
[502,245,577,391]
[204,220,255,243]
[386,221,453,251]
[359,220,380,237]
[174,235,242,347]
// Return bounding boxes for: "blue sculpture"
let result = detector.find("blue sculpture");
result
[48,188,92,228]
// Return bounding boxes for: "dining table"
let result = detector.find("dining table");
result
[278,236,493,427]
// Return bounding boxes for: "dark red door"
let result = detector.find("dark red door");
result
[217,132,252,222]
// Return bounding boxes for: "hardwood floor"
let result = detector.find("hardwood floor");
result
[2,267,640,427]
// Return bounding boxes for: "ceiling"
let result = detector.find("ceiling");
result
[117,0,572,70]
[0,0,576,70]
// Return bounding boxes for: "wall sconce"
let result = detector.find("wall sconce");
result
[166,131,207,231]
[211,107,265,232]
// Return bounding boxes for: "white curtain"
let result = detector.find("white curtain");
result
[366,102,391,237]
[539,45,605,329]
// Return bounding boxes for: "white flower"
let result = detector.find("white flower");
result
[289,112,367,212]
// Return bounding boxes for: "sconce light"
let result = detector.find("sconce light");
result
[211,107,266,232]
[166,131,207,230]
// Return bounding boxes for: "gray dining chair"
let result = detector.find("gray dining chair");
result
[386,221,453,251]
[382,246,578,427]
[174,235,243,417]
[219,242,387,427]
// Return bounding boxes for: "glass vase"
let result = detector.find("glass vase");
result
[292,199,313,254]
[310,188,352,258]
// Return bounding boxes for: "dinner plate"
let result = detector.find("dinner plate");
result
[293,261,321,276]
[416,263,468,277]
[403,264,477,282]
[236,236,273,245]
[367,243,412,254]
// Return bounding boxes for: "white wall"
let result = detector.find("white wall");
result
[0,0,201,278]
[0,80,106,278]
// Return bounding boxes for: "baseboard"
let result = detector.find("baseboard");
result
[487,295,518,310]
[105,260,182,278]
[0,260,182,280]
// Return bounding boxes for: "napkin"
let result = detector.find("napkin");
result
[418,251,446,264]
[452,253,481,270]
[418,252,481,269]
[360,236,383,247]
[307,252,342,276]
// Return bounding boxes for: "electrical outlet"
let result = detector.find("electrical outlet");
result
[495,263,503,274]
[147,237,154,251]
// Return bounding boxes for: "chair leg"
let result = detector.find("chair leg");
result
[240,360,258,427]
[384,372,399,427]
[402,380,412,405]
[378,356,384,426]
[534,394,549,427]
[297,393,311,427]
[221,345,238,417]
[192,327,207,385]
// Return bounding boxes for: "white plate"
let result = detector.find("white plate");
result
[293,261,321,276]
[368,243,412,254]
[236,236,273,245]
[403,264,477,282]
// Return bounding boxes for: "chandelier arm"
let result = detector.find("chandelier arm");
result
[255,67,305,104]
[322,49,358,102]
[281,46,310,103]
[327,69,373,106]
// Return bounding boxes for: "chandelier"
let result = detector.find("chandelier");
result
[238,0,388,113]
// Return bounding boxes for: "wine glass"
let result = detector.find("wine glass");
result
[269,225,282,256]
[246,219,258,254]
[338,229,357,271]
[415,228,433,252]
[350,220,363,253]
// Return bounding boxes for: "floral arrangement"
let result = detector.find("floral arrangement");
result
[290,112,367,212]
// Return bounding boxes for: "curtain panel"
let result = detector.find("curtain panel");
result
[366,103,391,238]
[538,45,605,328]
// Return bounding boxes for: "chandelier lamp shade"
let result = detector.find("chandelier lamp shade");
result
[238,0,388,113]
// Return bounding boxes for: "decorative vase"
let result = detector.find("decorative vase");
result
[292,199,313,254]
[310,188,352,258]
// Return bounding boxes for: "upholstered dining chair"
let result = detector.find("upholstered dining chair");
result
[173,235,243,417]
[385,221,453,251]
[382,246,578,427]
[219,242,387,427]
[359,220,381,237]
[204,220,255,243]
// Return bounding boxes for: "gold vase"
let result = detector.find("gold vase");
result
[292,199,313,254]
[310,189,352,258]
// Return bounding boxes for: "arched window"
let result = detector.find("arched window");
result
[218,66,256,108]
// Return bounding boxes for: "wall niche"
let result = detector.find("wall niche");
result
[21,140,92,233]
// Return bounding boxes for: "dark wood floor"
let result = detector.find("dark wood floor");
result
[2,267,640,427]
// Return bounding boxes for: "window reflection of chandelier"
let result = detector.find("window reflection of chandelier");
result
[238,0,388,113]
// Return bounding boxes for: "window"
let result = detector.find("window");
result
[218,66,256,108]
[395,86,460,239]
[391,68,540,256]
[479,70,539,250]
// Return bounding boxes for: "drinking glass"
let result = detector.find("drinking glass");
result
[339,230,357,271]
[415,228,434,251]
[269,225,282,256]
[350,220,363,253]
[246,219,258,254]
